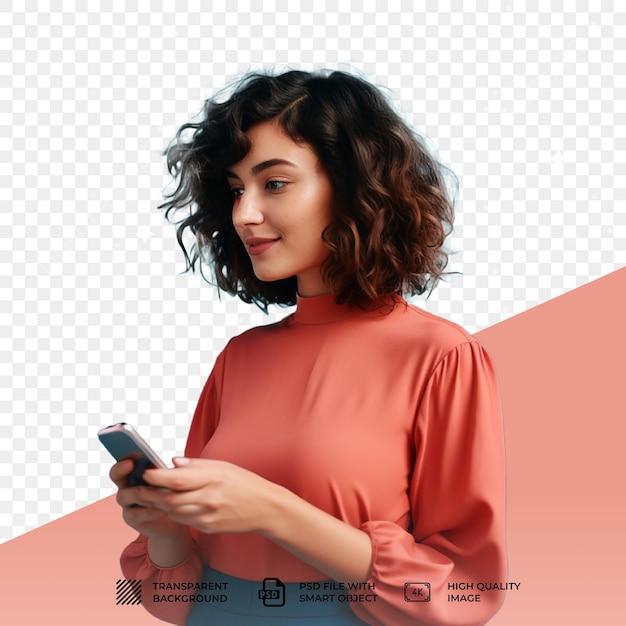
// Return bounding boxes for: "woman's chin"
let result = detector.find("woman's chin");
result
[253,271,293,283]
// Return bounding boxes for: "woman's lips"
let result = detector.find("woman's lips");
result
[247,238,280,255]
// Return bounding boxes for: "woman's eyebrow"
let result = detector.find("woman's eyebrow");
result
[226,158,297,179]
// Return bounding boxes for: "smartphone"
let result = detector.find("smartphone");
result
[98,422,167,486]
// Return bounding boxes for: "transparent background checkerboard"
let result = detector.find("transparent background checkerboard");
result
[1,2,624,542]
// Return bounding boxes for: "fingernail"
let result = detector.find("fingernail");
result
[173,456,190,466]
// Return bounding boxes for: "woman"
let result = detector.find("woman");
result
[111,69,507,625]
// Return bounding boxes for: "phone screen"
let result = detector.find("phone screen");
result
[98,423,166,486]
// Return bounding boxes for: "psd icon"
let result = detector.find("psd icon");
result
[258,577,285,607]
[405,582,430,602]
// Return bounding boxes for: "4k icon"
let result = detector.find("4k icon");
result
[405,582,430,602]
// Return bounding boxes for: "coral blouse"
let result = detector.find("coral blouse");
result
[121,293,507,625]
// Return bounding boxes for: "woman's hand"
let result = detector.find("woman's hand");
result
[121,456,372,581]
[109,459,189,539]
[136,457,283,536]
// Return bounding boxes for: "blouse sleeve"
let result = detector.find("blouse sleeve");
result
[119,350,226,625]
[351,341,507,626]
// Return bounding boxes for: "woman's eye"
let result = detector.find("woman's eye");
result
[266,180,286,191]
[231,188,244,197]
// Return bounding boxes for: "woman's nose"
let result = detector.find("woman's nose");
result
[232,191,264,227]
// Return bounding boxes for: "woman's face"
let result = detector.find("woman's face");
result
[227,120,334,297]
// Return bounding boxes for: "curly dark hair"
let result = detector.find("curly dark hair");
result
[160,69,456,311]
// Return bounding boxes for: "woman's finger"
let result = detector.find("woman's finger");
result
[142,458,224,491]
[116,485,153,509]
[109,459,134,487]
[125,506,169,524]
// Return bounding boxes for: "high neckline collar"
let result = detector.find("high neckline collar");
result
[291,292,403,325]
[292,293,359,325]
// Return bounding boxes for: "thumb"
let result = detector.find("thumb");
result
[172,456,191,467]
